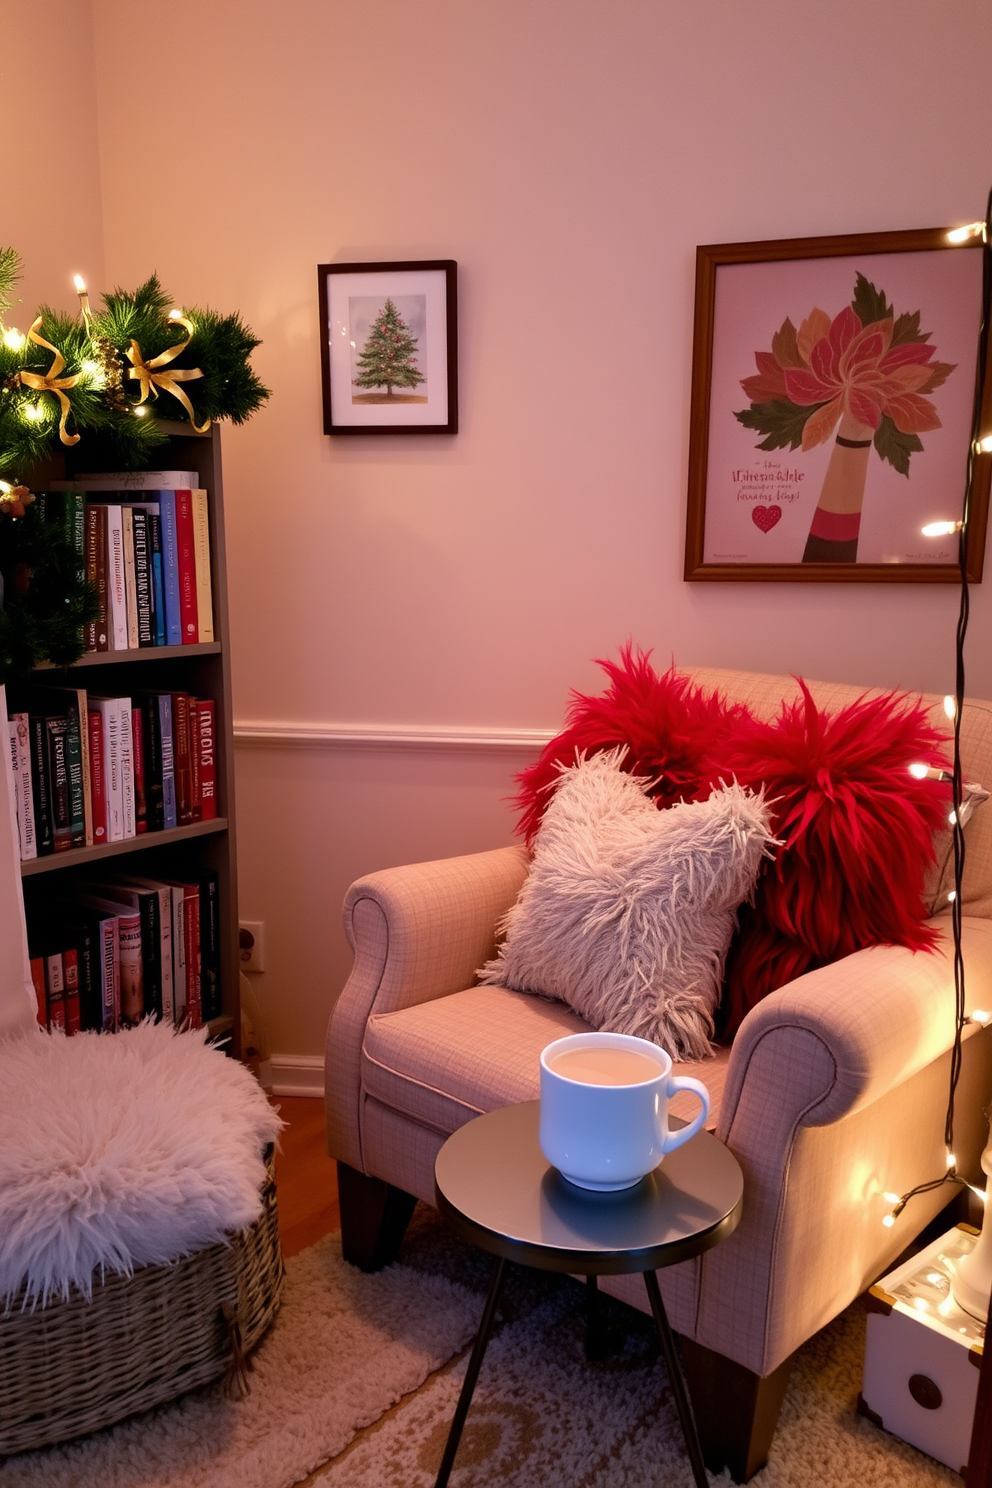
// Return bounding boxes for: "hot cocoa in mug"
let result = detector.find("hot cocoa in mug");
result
[539,1031,710,1191]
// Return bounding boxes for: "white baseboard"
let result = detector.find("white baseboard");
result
[262,1054,325,1099]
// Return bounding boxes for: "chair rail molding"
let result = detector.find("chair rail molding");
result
[233,720,555,754]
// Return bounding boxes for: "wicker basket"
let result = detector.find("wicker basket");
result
[0,1148,284,1457]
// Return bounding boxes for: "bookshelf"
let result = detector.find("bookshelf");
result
[14,421,241,1054]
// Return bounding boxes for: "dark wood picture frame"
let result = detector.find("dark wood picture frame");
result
[317,260,458,435]
[684,228,990,582]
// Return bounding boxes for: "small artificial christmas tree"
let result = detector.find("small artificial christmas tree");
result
[354,299,425,399]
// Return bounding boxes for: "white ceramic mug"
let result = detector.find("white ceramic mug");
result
[539,1031,710,1191]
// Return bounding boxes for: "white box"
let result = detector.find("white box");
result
[860,1224,985,1473]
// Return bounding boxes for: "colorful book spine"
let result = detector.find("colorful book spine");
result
[198,870,221,1021]
[106,504,128,651]
[191,488,214,642]
[62,705,86,848]
[88,707,108,844]
[118,696,135,838]
[85,504,109,652]
[174,490,199,644]
[132,703,148,834]
[171,692,193,825]
[131,507,154,647]
[196,699,217,820]
[45,715,73,852]
[158,693,177,829]
[62,947,82,1034]
[89,697,124,842]
[8,713,36,859]
[122,507,139,649]
[155,491,182,646]
[28,716,54,855]
[44,951,66,1030]
[148,512,166,646]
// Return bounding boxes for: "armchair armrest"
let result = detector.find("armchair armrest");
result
[326,846,530,1169]
[697,917,992,1377]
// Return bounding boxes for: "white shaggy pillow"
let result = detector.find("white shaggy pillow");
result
[0,1021,283,1307]
[479,751,775,1060]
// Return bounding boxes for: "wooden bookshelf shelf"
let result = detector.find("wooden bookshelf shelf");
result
[36,644,222,670]
[19,819,230,876]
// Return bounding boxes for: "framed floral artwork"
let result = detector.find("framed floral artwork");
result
[317,260,458,434]
[684,228,990,581]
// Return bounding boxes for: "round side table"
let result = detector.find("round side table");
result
[433,1100,743,1488]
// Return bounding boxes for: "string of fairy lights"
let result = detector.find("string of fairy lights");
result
[882,188,992,1230]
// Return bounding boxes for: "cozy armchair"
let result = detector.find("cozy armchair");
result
[325,667,992,1482]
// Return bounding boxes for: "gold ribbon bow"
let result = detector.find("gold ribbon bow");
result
[18,317,82,445]
[126,312,211,433]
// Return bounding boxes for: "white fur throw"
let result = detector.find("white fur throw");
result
[479,752,776,1060]
[0,1021,283,1308]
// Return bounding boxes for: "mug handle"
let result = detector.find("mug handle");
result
[657,1076,710,1154]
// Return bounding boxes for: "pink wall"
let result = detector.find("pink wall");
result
[6,2,992,1067]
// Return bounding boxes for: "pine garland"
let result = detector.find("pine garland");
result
[0,250,269,677]
[0,502,99,682]
[0,255,270,482]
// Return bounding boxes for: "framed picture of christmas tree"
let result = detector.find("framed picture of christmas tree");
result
[684,227,991,582]
[318,261,458,434]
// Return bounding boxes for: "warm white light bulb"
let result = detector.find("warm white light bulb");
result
[3,327,24,350]
[168,308,182,321]
[908,762,929,780]
[976,435,992,454]
[0,480,11,495]
[882,1214,896,1228]
[883,1192,902,1205]
[947,1151,957,1169]
[944,695,957,720]
[948,222,985,243]
[922,520,961,537]
[948,890,957,903]
[23,403,42,421]
[133,405,148,417]
[971,1009,991,1024]
[73,274,86,293]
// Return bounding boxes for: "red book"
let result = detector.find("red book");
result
[88,708,108,845]
[189,699,202,820]
[171,692,194,825]
[132,703,148,834]
[195,699,217,820]
[63,947,81,1034]
[45,952,66,1030]
[175,882,201,1027]
[174,490,199,644]
[29,956,47,1027]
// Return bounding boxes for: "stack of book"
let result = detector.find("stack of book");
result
[26,869,222,1032]
[39,471,214,650]
[6,687,217,860]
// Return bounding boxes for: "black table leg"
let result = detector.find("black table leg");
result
[643,1269,710,1488]
[585,1273,607,1361]
[434,1255,508,1488]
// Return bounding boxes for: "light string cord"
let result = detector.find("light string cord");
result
[886,188,992,1227]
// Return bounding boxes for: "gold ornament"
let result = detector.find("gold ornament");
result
[17,317,82,444]
[0,483,35,517]
[126,312,211,432]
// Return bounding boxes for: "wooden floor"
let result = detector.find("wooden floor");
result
[271,1095,340,1259]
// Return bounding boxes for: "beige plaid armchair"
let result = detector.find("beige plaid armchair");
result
[326,669,992,1481]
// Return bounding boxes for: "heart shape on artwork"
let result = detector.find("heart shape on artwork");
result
[752,505,782,534]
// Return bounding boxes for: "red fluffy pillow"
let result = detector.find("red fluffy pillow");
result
[719,681,952,1037]
[513,645,751,848]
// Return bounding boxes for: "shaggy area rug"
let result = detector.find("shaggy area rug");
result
[1,1204,960,1488]
[316,1272,961,1488]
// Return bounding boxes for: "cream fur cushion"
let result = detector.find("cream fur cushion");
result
[479,752,775,1060]
[0,1021,283,1307]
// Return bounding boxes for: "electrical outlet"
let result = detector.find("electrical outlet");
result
[239,920,266,973]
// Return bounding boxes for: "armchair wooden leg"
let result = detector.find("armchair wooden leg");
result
[337,1161,417,1272]
[679,1337,794,1484]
